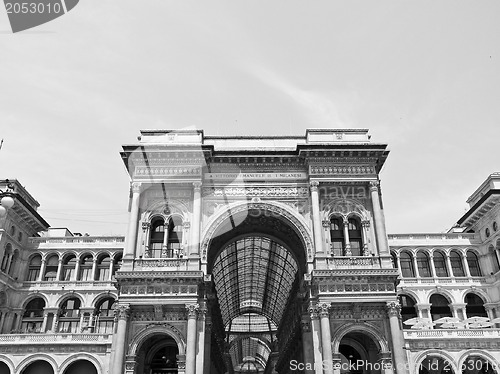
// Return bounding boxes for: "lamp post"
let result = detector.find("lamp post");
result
[0,179,15,220]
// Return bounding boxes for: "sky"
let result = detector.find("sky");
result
[0,1,499,236]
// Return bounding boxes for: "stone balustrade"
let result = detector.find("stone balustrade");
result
[403,328,500,339]
[0,333,112,344]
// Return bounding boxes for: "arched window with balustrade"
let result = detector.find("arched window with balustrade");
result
[78,255,93,281]
[430,294,452,322]
[96,254,111,281]
[465,293,488,319]
[61,254,76,281]
[21,298,45,333]
[58,297,82,333]
[94,297,116,334]
[400,252,415,277]
[26,255,42,281]
[399,294,418,329]
[466,251,481,276]
[450,250,465,277]
[433,251,449,277]
[330,217,344,256]
[43,255,59,281]
[347,217,363,256]
[167,216,183,258]
[417,251,432,277]
[149,217,165,258]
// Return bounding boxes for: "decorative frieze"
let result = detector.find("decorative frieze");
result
[309,165,375,176]
[202,186,309,198]
[135,166,202,177]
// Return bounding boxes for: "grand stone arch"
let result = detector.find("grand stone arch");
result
[59,353,103,374]
[200,200,314,264]
[332,322,390,353]
[128,324,187,357]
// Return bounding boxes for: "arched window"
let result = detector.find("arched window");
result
[465,293,488,318]
[461,356,496,374]
[391,252,398,268]
[43,255,59,281]
[450,251,465,277]
[489,245,500,274]
[347,218,363,256]
[112,254,122,278]
[78,255,93,281]
[62,255,77,281]
[58,298,81,333]
[433,252,449,277]
[330,217,344,256]
[94,298,116,334]
[21,298,45,333]
[466,251,481,276]
[430,294,452,322]
[399,294,418,329]
[149,218,165,258]
[1,243,12,272]
[26,255,42,281]
[167,216,183,258]
[417,252,431,277]
[400,252,415,277]
[8,249,19,276]
[96,255,111,281]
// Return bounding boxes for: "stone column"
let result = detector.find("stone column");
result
[369,181,390,256]
[108,255,115,280]
[204,314,213,374]
[451,303,467,320]
[185,304,199,374]
[0,310,6,333]
[462,254,472,277]
[73,256,81,281]
[429,255,437,278]
[56,259,63,281]
[412,255,420,278]
[142,221,151,258]
[445,254,454,277]
[301,316,314,374]
[38,258,46,282]
[415,303,431,320]
[319,303,333,374]
[91,256,98,281]
[162,217,170,258]
[310,181,324,254]
[111,304,130,374]
[190,181,202,256]
[308,306,323,374]
[124,182,142,261]
[196,304,207,374]
[361,220,370,256]
[342,218,351,256]
[386,301,408,374]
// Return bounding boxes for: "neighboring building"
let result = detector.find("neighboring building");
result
[0,129,498,374]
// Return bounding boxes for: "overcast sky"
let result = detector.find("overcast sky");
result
[1,1,499,236]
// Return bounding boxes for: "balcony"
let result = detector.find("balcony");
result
[403,328,500,339]
[133,258,190,271]
[0,333,112,345]
[29,236,125,249]
[21,280,116,290]
[327,256,381,269]
[399,276,488,286]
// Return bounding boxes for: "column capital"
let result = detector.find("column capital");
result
[193,181,202,191]
[114,304,131,321]
[361,220,370,228]
[308,306,319,320]
[369,181,380,191]
[142,221,151,230]
[131,182,142,194]
[186,303,199,319]
[318,303,331,318]
[310,180,320,191]
[322,220,331,228]
[386,301,401,317]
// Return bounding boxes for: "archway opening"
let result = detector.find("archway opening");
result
[338,332,382,374]
[63,360,98,374]
[461,356,496,374]
[135,334,179,374]
[21,360,54,374]
[207,207,308,374]
[0,361,11,374]
[419,356,454,374]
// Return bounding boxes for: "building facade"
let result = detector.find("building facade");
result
[0,129,499,374]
